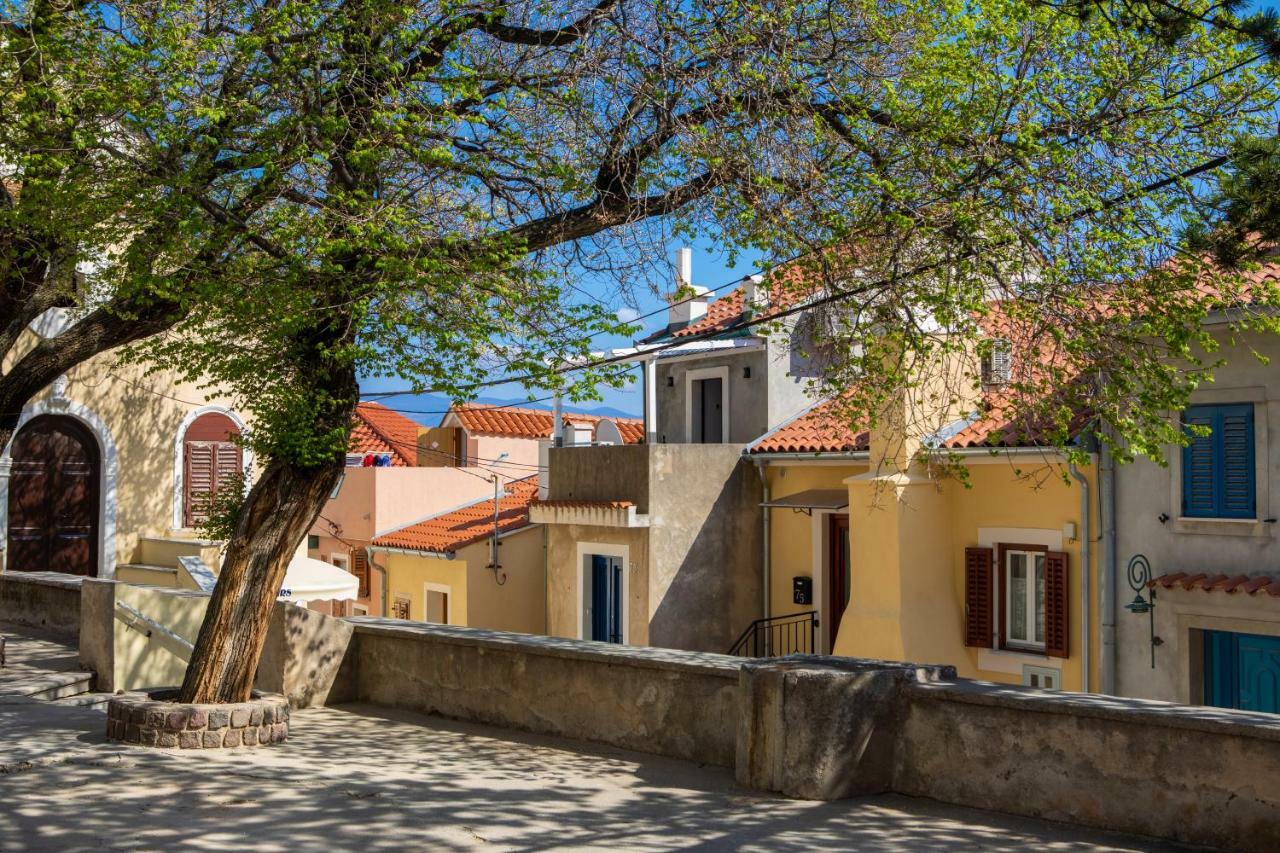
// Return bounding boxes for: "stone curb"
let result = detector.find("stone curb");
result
[105,690,290,749]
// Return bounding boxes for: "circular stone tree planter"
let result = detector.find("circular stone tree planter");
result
[105,689,290,749]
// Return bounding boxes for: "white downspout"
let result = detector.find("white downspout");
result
[1099,429,1118,694]
[1069,461,1091,694]
[643,358,657,444]
[551,390,564,447]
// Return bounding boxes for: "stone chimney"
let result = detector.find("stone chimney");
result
[741,274,766,320]
[667,247,709,329]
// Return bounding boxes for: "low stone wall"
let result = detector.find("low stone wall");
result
[0,571,82,639]
[340,619,741,768]
[895,680,1280,850]
[106,690,290,749]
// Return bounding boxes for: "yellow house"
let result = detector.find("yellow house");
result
[369,476,545,634]
[748,393,1101,693]
[2,307,249,586]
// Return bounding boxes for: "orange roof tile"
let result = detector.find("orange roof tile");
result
[372,477,540,553]
[351,402,422,466]
[658,261,821,341]
[448,403,643,444]
[1153,572,1280,597]
[749,398,870,455]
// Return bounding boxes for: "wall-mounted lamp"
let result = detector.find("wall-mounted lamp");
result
[743,366,752,379]
[666,376,674,387]
[1157,512,1170,524]
[1125,553,1163,668]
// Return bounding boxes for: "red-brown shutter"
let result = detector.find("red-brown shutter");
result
[184,442,216,526]
[350,548,370,599]
[964,546,994,648]
[1044,551,1069,658]
[215,442,242,485]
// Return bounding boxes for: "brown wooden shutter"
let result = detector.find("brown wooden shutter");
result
[350,548,370,598]
[184,442,216,526]
[964,546,994,648]
[1044,551,1069,658]
[215,442,242,485]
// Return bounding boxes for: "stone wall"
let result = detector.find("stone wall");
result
[0,571,82,639]
[339,618,741,767]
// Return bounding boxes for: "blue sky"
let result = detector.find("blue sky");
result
[358,236,766,421]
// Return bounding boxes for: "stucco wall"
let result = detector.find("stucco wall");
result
[1115,326,1280,701]
[1,327,249,578]
[654,348,769,444]
[546,444,650,511]
[546,524,650,645]
[837,459,1099,692]
[342,619,742,768]
[0,570,81,639]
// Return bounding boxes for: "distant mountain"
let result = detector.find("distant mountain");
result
[357,391,641,427]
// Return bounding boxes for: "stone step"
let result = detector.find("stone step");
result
[49,691,112,710]
[115,563,182,586]
[0,667,94,702]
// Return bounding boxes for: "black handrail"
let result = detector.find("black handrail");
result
[728,610,817,657]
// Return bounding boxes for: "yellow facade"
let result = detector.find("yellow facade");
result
[379,526,546,635]
[764,455,1101,692]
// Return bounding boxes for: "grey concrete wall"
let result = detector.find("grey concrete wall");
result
[654,349,769,444]
[547,444,650,511]
[896,679,1280,850]
[647,444,762,652]
[342,619,741,767]
[763,336,817,431]
[257,602,355,708]
[0,571,82,639]
[1115,327,1280,701]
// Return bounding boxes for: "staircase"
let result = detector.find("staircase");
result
[115,532,222,591]
[0,623,105,708]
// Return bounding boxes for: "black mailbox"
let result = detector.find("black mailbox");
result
[793,576,813,605]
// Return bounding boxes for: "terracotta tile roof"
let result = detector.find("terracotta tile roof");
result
[648,261,822,342]
[448,403,643,444]
[372,477,540,553]
[749,398,870,455]
[940,390,1092,450]
[351,402,422,466]
[1152,572,1280,596]
[530,499,636,509]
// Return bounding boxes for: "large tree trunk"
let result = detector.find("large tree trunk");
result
[177,453,345,704]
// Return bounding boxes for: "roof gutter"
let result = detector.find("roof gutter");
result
[747,450,871,462]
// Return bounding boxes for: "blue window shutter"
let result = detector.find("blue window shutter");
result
[1182,404,1255,519]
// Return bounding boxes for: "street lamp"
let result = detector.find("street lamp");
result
[1125,553,1163,668]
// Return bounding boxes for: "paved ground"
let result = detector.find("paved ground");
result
[0,624,1185,852]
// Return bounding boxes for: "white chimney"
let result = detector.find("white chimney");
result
[667,246,709,329]
[741,274,766,320]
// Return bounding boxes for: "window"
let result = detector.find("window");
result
[425,584,449,624]
[1182,404,1255,519]
[307,534,320,551]
[392,594,411,620]
[1003,547,1047,650]
[330,553,349,572]
[981,338,1013,385]
[350,548,370,599]
[964,544,1069,658]
[577,543,627,644]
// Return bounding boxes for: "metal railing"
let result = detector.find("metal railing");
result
[727,611,817,658]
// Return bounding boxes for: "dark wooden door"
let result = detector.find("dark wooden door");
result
[826,514,850,649]
[183,412,242,527]
[7,416,100,576]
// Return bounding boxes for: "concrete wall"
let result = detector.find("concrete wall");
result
[338,619,742,768]
[0,571,81,639]
[544,444,763,653]
[654,349,769,444]
[1115,327,1280,701]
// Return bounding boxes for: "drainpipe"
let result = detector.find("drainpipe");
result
[755,458,770,621]
[1099,427,1118,695]
[1068,461,1091,694]
[364,546,389,618]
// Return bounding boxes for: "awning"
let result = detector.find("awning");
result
[278,555,359,603]
[761,489,848,511]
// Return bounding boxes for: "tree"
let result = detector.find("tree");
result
[6,0,1271,703]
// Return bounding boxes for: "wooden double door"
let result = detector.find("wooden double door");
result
[7,416,100,576]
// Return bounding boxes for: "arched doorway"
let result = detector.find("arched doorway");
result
[182,412,243,528]
[7,415,101,576]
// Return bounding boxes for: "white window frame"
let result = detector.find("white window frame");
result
[575,541,629,643]
[424,582,451,625]
[330,552,350,572]
[1003,547,1046,651]
[683,365,730,443]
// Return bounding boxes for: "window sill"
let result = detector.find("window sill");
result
[1172,517,1275,538]
[976,647,1066,675]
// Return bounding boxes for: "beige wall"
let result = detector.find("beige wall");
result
[2,324,248,578]
[546,524,650,646]
[380,526,546,634]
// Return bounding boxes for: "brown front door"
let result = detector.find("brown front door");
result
[827,513,850,649]
[7,416,100,576]
[183,412,243,528]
